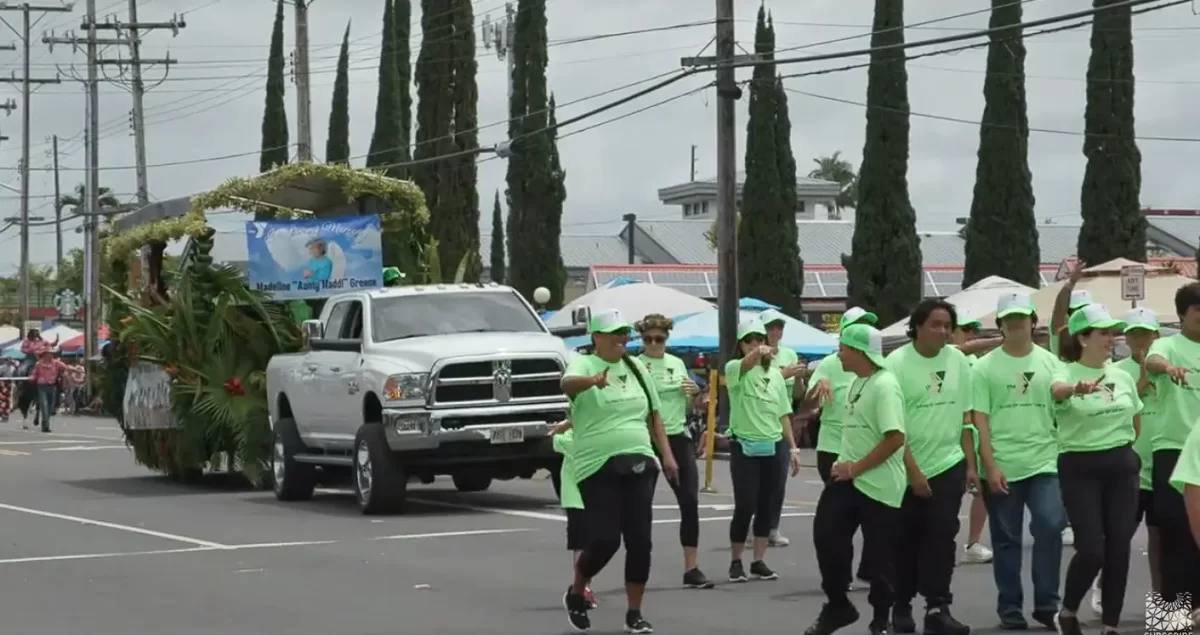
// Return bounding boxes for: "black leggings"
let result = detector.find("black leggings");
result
[1152,449,1200,607]
[1059,445,1140,626]
[728,441,784,543]
[575,456,658,585]
[818,450,870,581]
[665,433,700,548]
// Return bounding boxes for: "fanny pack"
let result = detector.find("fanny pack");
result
[738,439,777,457]
[606,453,660,477]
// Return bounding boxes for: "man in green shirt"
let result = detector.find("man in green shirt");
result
[885,299,972,635]
[1142,281,1200,609]
[758,308,807,548]
[971,292,1067,631]
[803,324,906,635]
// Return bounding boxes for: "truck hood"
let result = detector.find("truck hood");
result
[370,331,571,371]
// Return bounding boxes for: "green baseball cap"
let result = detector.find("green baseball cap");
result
[759,309,786,326]
[956,308,982,329]
[382,267,405,285]
[737,318,767,341]
[840,323,886,368]
[996,292,1035,318]
[588,309,633,335]
[1067,303,1125,335]
[840,306,878,330]
[1122,307,1160,333]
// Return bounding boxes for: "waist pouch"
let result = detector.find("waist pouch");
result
[606,453,660,477]
[738,439,777,457]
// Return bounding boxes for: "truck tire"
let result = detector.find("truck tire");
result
[353,423,407,515]
[272,417,316,501]
[452,472,493,493]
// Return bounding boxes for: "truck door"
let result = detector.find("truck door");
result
[302,300,350,446]
[317,299,365,448]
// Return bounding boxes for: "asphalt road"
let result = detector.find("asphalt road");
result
[0,415,1153,635]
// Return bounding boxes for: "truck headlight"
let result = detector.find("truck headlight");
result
[383,373,430,403]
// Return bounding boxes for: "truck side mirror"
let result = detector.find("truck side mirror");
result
[571,306,590,326]
[301,320,324,342]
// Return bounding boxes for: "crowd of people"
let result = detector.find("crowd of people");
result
[549,270,1200,635]
[0,328,87,432]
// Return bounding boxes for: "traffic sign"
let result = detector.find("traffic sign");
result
[1121,266,1146,301]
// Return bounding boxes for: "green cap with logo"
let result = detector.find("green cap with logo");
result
[1067,303,1125,335]
[1068,289,1094,311]
[588,309,634,335]
[840,323,886,368]
[759,308,786,326]
[382,267,405,286]
[956,308,983,329]
[996,292,1035,318]
[840,306,878,331]
[1122,307,1160,333]
[737,318,767,341]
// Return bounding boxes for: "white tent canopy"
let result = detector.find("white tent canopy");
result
[543,282,714,328]
[882,275,1037,339]
[40,325,81,343]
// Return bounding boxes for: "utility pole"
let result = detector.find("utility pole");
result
[690,144,697,182]
[52,133,62,272]
[682,0,748,362]
[292,0,312,161]
[0,2,69,336]
[482,3,515,106]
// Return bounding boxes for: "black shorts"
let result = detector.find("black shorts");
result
[566,508,586,551]
[1138,489,1158,528]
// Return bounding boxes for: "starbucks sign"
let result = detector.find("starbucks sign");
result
[54,289,81,320]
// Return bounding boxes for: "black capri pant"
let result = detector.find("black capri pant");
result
[575,456,658,585]
[665,433,700,548]
[728,440,785,543]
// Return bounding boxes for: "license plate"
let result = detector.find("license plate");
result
[489,428,524,444]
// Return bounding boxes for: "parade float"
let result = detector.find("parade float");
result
[100,162,446,484]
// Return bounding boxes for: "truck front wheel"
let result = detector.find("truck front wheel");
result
[452,472,493,493]
[353,423,407,515]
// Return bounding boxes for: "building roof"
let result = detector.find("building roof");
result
[657,172,840,204]
[478,234,631,269]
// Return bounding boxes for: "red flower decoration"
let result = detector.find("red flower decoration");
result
[223,377,245,396]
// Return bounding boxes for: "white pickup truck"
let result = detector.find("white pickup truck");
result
[265,283,574,514]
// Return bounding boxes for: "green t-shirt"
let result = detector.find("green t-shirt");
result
[1115,357,1157,490]
[961,351,981,457]
[1170,421,1200,493]
[971,345,1062,482]
[884,343,971,478]
[563,355,660,483]
[839,370,907,508]
[771,345,800,397]
[809,352,857,454]
[639,353,690,436]
[552,430,584,510]
[1146,335,1200,452]
[1053,362,1142,454]
[724,359,790,443]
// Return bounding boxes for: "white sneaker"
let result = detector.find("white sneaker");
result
[962,542,993,564]
[1062,527,1075,546]
[768,529,789,547]
[1089,576,1103,615]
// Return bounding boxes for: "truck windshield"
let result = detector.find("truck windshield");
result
[370,291,545,342]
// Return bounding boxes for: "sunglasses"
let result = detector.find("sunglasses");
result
[642,335,667,345]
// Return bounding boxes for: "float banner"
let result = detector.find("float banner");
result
[245,215,383,300]
[123,362,179,430]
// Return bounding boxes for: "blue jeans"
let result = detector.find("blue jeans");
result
[982,473,1067,621]
[35,384,56,430]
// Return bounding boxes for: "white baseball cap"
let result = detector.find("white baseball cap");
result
[1122,307,1160,333]
[840,306,878,330]
[1068,289,1094,310]
[996,292,1035,318]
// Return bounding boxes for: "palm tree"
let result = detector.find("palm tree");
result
[808,152,858,220]
[58,182,120,212]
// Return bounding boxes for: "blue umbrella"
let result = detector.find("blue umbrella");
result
[2,347,25,359]
[627,307,837,357]
[738,297,779,311]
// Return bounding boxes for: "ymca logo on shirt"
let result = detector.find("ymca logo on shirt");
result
[1007,371,1037,396]
[928,371,946,394]
[1098,382,1117,403]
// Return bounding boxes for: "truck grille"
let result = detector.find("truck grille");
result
[432,357,564,406]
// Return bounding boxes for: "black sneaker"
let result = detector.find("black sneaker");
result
[624,610,653,634]
[891,604,916,633]
[997,614,1028,631]
[1054,612,1082,635]
[683,567,715,589]
[729,560,748,583]
[869,619,891,635]
[562,587,590,632]
[749,560,778,580]
[924,607,970,635]
[803,602,860,635]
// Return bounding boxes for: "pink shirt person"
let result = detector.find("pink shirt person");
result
[31,356,68,385]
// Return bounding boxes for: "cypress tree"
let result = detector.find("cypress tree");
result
[1078,0,1144,264]
[505,0,560,306]
[413,0,455,251]
[395,0,413,168]
[738,8,801,315]
[446,0,482,281]
[367,0,405,177]
[490,191,506,283]
[258,0,289,179]
[844,0,922,326]
[963,0,1038,288]
[325,22,351,164]
[545,94,568,299]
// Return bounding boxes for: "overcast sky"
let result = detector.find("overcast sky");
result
[0,0,1197,275]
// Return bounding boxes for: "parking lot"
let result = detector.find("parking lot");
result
[0,415,1151,634]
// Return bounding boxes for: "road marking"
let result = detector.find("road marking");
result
[659,512,814,525]
[0,440,89,446]
[42,445,128,452]
[44,433,124,442]
[0,449,30,456]
[0,547,211,565]
[409,497,569,522]
[0,501,231,549]
[371,528,532,541]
